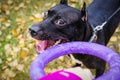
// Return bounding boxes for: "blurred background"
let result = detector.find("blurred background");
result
[0,0,120,80]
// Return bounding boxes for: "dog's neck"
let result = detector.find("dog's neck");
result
[73,21,93,42]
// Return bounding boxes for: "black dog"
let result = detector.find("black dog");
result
[29,0,120,77]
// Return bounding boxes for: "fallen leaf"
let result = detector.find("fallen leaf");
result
[7,57,12,62]
[21,52,28,59]
[0,30,2,35]
[110,36,117,42]
[2,69,16,78]
[12,47,20,52]
[8,0,13,5]
[1,4,10,12]
[19,3,25,8]
[6,35,12,39]
[5,22,11,27]
[11,30,18,36]
[0,58,2,64]
[16,18,26,24]
[4,44,12,54]
[8,60,18,67]
[29,16,35,21]
[0,17,8,24]
[14,6,19,11]
[16,64,24,71]
[58,56,64,61]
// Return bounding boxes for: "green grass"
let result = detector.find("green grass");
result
[0,0,120,80]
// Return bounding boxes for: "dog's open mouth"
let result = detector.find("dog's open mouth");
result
[36,39,68,54]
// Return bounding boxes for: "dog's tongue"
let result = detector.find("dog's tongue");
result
[36,40,55,54]
[36,41,47,54]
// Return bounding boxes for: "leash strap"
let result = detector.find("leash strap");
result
[89,7,120,42]
[89,21,107,42]
[69,54,83,66]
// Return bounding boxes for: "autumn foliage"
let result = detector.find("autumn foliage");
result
[0,0,120,80]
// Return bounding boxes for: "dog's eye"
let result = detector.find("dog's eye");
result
[54,19,66,26]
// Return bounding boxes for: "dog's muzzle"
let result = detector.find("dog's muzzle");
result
[29,24,41,37]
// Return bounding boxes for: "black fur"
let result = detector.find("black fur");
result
[29,0,120,77]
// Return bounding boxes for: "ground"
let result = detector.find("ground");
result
[0,0,120,80]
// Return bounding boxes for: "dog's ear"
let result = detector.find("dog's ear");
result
[60,0,68,5]
[81,2,88,22]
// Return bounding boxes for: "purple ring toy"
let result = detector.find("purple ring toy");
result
[30,42,120,80]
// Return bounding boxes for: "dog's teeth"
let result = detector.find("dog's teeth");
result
[54,39,61,45]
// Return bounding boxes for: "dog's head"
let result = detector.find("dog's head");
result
[29,0,92,53]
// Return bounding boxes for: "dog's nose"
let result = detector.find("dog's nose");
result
[29,28,37,36]
[29,25,40,36]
